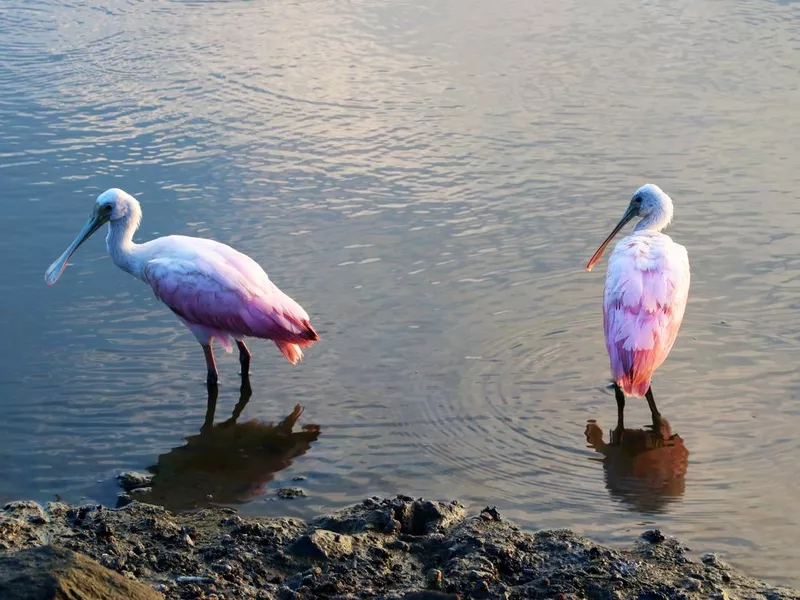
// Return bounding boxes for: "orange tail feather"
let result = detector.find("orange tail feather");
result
[276,341,304,364]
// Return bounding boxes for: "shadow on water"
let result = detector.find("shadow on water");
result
[585,416,689,514]
[134,377,321,512]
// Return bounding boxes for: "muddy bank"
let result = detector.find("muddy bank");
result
[0,495,797,600]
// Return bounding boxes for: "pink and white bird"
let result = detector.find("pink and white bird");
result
[585,184,690,439]
[45,188,320,386]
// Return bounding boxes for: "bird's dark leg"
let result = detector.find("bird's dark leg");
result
[645,385,662,433]
[612,384,625,444]
[231,374,253,423]
[203,344,219,386]
[236,340,251,377]
[201,382,220,433]
[219,373,253,429]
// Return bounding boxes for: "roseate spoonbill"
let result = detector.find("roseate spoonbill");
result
[585,184,690,440]
[45,188,320,385]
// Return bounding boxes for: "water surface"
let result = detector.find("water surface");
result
[1,0,800,586]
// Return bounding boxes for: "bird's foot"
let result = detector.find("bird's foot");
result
[611,426,624,445]
[651,413,664,437]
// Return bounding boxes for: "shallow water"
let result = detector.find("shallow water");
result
[1,0,800,586]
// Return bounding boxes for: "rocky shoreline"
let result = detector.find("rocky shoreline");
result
[0,493,797,600]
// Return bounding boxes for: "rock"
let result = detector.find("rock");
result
[292,476,307,482]
[472,579,490,594]
[212,563,233,574]
[310,496,465,537]
[387,539,411,552]
[479,507,501,522]
[176,575,214,584]
[290,530,354,560]
[392,498,466,536]
[427,568,443,589]
[116,472,153,492]
[0,545,161,599]
[0,496,796,600]
[637,592,670,600]
[223,515,243,527]
[3,501,48,525]
[641,530,666,544]
[702,553,724,568]
[276,488,306,499]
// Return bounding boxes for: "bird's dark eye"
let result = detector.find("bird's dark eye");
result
[633,196,642,204]
[104,204,113,212]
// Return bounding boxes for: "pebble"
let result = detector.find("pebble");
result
[176,575,215,584]
[472,580,489,594]
[212,563,233,574]
[426,568,443,589]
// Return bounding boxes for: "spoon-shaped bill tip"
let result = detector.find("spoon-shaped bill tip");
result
[44,260,67,286]
[585,252,602,272]
[44,214,106,286]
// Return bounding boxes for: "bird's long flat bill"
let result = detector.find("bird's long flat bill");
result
[585,207,636,272]
[44,214,105,286]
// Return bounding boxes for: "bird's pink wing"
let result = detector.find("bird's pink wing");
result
[143,255,318,345]
[603,235,690,396]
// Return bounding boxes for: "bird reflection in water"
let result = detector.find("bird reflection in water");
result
[134,376,321,511]
[585,416,689,514]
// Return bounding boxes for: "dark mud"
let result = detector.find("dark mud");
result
[0,496,797,600]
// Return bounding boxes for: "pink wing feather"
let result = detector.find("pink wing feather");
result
[143,252,318,364]
[603,233,690,397]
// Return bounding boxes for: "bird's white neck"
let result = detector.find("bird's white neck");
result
[105,206,142,276]
[633,203,673,234]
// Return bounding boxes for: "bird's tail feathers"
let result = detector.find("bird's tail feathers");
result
[618,375,651,398]
[276,341,304,364]
[302,319,320,342]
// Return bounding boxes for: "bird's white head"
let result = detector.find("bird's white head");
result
[585,183,674,271]
[631,183,673,230]
[44,188,142,286]
[95,188,141,224]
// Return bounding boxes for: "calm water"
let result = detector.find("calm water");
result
[2,0,800,586]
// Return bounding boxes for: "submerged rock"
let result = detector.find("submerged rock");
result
[276,487,307,499]
[116,471,154,492]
